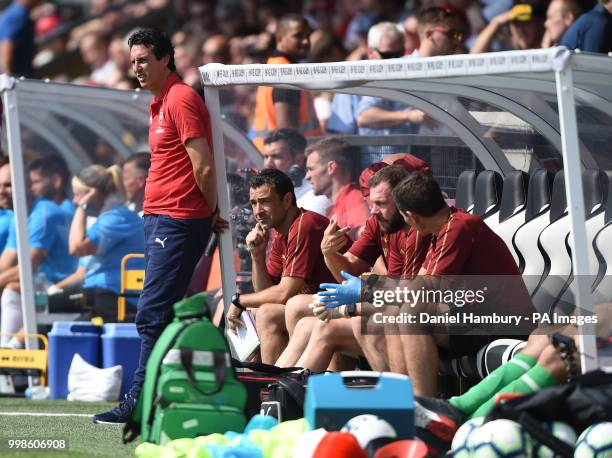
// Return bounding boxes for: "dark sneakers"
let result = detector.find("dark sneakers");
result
[93,391,137,425]
[414,396,465,442]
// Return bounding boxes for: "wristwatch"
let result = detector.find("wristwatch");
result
[79,203,88,211]
[345,303,357,317]
[231,292,246,311]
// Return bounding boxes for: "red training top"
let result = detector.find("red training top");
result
[348,215,430,276]
[145,72,213,219]
[267,209,344,291]
[422,207,520,275]
[326,183,370,238]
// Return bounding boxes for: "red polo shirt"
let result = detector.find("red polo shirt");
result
[422,207,520,275]
[348,216,430,276]
[267,209,343,291]
[327,183,370,237]
[145,72,213,219]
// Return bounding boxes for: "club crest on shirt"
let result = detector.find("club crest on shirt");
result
[155,108,165,134]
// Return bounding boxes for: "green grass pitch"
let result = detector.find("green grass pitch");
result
[0,398,137,457]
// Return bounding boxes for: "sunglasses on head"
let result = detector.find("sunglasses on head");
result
[375,49,404,59]
[430,27,464,42]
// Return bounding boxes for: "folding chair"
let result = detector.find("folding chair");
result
[117,254,145,321]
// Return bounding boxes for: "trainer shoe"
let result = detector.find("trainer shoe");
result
[93,391,137,425]
[414,396,465,442]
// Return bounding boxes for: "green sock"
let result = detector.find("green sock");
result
[470,363,559,419]
[449,354,536,417]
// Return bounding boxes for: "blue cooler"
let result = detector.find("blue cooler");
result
[101,323,141,397]
[304,371,415,438]
[48,322,101,399]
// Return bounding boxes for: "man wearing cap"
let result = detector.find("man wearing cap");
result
[471,1,547,53]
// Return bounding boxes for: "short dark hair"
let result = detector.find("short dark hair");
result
[128,28,176,72]
[249,168,296,205]
[277,13,310,38]
[392,172,446,216]
[417,6,460,29]
[28,155,70,190]
[369,165,411,191]
[0,152,8,168]
[124,152,151,178]
[305,137,354,176]
[263,128,306,158]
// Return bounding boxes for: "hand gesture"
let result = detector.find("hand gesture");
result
[245,222,269,257]
[318,271,362,308]
[321,217,350,255]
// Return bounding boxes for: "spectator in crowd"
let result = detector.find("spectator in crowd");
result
[250,14,322,152]
[412,6,465,57]
[226,169,343,363]
[471,1,547,53]
[401,14,420,55]
[0,158,13,254]
[542,0,588,47]
[28,155,74,217]
[107,34,132,87]
[122,152,150,216]
[94,28,217,425]
[201,35,231,65]
[0,159,76,347]
[304,137,369,239]
[68,165,144,321]
[0,0,41,77]
[561,0,612,53]
[262,128,331,216]
[79,31,117,86]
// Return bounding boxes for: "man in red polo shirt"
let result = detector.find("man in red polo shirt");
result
[94,29,217,424]
[275,164,431,370]
[304,137,369,240]
[390,171,534,396]
[227,169,343,364]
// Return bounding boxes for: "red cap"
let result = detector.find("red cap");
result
[313,432,367,458]
[35,14,61,37]
[359,153,431,198]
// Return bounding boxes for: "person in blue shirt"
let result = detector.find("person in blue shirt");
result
[68,164,144,321]
[0,158,14,253]
[28,155,75,218]
[0,0,41,77]
[560,0,612,53]
[0,162,76,346]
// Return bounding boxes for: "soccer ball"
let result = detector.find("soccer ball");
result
[575,422,612,458]
[341,414,397,450]
[468,419,533,457]
[451,417,485,458]
[533,421,577,458]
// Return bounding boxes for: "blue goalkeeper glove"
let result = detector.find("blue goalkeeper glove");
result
[318,271,362,308]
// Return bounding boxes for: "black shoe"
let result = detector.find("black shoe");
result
[414,396,465,442]
[93,392,137,425]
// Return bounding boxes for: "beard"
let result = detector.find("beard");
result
[376,211,404,234]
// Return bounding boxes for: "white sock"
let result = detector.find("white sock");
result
[1,288,22,347]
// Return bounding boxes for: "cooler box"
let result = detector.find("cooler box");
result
[304,371,414,438]
[101,323,141,397]
[48,322,101,399]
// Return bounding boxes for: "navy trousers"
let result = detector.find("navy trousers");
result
[131,214,211,396]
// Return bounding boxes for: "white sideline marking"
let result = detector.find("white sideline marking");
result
[0,412,92,417]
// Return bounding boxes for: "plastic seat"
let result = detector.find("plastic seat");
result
[513,169,554,293]
[117,253,145,322]
[491,170,529,264]
[374,440,428,458]
[532,169,606,315]
[455,170,477,213]
[473,170,503,223]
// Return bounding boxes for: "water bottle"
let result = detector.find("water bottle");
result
[34,272,49,313]
[25,386,49,400]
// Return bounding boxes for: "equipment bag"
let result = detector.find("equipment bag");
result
[233,359,308,421]
[486,370,612,458]
[123,293,247,445]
